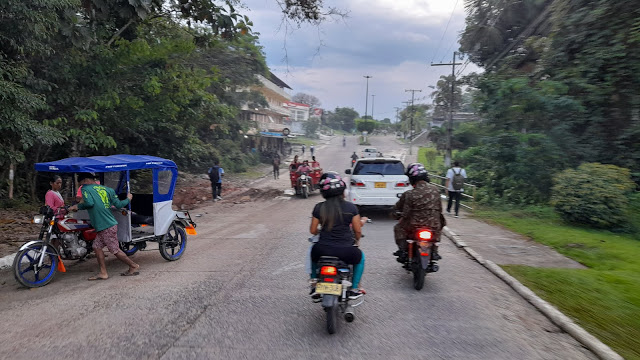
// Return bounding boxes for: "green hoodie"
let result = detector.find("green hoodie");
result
[78,184,130,232]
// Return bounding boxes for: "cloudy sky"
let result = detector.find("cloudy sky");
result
[240,0,480,121]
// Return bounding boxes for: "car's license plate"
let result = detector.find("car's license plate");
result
[316,282,342,295]
[375,182,386,188]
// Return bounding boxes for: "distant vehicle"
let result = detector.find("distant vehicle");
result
[361,148,378,158]
[344,158,410,207]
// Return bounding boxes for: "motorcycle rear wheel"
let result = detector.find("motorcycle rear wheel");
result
[13,244,58,288]
[413,257,426,291]
[303,187,309,199]
[159,224,187,261]
[326,305,338,334]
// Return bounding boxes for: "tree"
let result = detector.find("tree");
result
[291,92,321,108]
[304,118,321,137]
[326,107,358,131]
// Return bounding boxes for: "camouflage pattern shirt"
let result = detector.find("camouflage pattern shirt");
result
[394,181,444,236]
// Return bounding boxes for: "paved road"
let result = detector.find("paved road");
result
[0,135,595,359]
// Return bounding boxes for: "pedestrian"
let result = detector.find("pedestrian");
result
[272,154,281,179]
[208,161,224,201]
[445,161,467,218]
[310,144,315,157]
[301,144,306,155]
[68,173,140,280]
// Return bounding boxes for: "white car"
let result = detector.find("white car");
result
[344,158,411,207]
[361,148,378,158]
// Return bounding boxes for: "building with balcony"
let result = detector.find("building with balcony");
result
[240,71,292,133]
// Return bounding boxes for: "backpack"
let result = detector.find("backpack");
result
[452,168,464,191]
[208,166,220,183]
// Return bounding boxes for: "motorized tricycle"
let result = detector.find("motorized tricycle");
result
[13,155,197,288]
[289,162,323,198]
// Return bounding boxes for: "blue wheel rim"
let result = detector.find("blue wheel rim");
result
[17,246,56,285]
[165,227,186,259]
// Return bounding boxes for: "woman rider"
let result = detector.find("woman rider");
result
[309,172,367,298]
[45,175,65,213]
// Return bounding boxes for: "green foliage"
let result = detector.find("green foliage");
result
[325,107,359,132]
[355,118,376,133]
[304,118,321,138]
[460,132,566,205]
[552,163,636,229]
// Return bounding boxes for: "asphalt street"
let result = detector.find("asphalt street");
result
[0,135,596,360]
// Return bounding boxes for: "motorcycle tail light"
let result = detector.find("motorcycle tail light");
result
[323,278,335,283]
[320,266,337,276]
[417,230,432,240]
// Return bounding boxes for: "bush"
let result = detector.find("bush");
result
[552,163,636,229]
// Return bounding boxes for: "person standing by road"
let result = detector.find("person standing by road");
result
[445,161,467,218]
[310,144,315,157]
[301,144,306,155]
[208,161,224,201]
[272,154,281,179]
[68,172,140,280]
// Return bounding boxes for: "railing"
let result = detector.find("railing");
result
[428,173,476,212]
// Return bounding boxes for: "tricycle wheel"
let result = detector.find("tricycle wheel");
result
[119,242,139,256]
[13,243,58,288]
[159,223,187,261]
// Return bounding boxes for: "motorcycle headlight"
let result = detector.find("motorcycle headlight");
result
[300,175,306,179]
[32,215,45,224]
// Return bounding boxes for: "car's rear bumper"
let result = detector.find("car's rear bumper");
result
[348,192,404,206]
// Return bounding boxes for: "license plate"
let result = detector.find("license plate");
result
[374,182,386,188]
[315,282,342,295]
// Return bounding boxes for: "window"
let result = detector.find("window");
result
[157,170,173,195]
[353,161,404,175]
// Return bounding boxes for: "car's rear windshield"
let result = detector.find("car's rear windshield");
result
[353,161,404,175]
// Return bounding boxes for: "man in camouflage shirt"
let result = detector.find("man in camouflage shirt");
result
[393,163,445,260]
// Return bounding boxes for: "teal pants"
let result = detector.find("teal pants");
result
[311,253,365,289]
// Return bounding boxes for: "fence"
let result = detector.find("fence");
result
[428,173,476,212]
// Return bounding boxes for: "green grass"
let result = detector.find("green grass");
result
[417,146,460,176]
[234,170,265,180]
[288,136,317,147]
[475,206,640,360]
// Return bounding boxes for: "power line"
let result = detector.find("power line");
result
[431,0,460,64]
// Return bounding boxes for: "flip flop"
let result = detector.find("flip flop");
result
[120,271,140,276]
[88,275,108,281]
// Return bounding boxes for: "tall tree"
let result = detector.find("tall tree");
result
[291,92,321,108]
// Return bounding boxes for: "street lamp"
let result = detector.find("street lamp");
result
[371,94,375,121]
[363,75,372,119]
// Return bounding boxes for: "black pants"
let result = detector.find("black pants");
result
[311,243,362,264]
[211,182,222,199]
[273,165,279,179]
[447,191,461,215]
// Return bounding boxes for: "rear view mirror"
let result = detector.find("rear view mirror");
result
[345,169,351,174]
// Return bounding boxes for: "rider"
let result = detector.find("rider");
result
[350,151,358,164]
[342,136,346,146]
[392,163,445,262]
[296,160,312,174]
[290,155,299,171]
[309,172,367,298]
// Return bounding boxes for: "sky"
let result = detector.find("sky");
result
[240,0,481,121]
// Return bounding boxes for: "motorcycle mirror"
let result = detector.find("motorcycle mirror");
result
[396,193,403,198]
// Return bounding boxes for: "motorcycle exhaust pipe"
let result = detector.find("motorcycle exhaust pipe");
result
[344,306,355,322]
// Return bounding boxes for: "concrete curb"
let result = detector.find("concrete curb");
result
[442,227,624,360]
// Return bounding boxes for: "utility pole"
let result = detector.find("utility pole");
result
[394,107,401,124]
[371,94,375,121]
[363,75,372,119]
[431,51,462,167]
[405,89,422,155]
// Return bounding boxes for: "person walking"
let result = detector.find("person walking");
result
[301,144,306,155]
[272,154,281,179]
[310,144,315,157]
[208,161,225,201]
[445,161,467,218]
[68,173,139,280]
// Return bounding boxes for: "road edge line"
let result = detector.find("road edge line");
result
[442,227,624,360]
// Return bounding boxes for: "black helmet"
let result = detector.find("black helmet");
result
[319,172,346,198]
[405,163,429,184]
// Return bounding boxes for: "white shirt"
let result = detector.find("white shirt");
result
[446,167,467,192]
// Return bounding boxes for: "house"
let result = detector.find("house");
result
[283,102,311,135]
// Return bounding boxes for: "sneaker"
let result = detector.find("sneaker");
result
[433,253,442,261]
[216,196,222,200]
[455,215,459,218]
[392,249,403,256]
[348,289,366,300]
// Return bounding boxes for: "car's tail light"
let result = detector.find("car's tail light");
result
[417,230,432,240]
[350,180,365,187]
[395,181,410,187]
[320,266,337,276]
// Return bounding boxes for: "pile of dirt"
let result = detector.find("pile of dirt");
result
[228,188,285,203]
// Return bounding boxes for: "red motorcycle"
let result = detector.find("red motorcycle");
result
[398,228,440,290]
[13,206,97,287]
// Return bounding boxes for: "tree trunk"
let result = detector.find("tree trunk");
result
[8,161,15,200]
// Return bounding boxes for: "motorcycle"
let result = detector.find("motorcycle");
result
[312,256,364,334]
[13,206,96,287]
[297,173,311,198]
[397,228,439,290]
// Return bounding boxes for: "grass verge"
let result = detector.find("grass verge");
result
[475,207,640,360]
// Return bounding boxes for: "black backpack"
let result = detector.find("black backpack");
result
[208,166,220,183]
[452,168,464,191]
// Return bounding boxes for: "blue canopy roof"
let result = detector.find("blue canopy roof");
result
[35,155,177,173]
